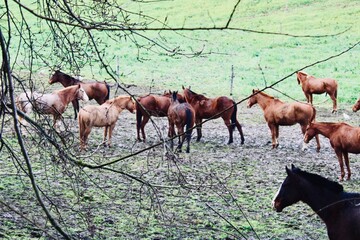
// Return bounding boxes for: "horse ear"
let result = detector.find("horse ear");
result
[182,86,185,90]
[286,166,294,176]
[252,89,255,93]
[291,164,296,170]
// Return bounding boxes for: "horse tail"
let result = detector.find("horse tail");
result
[136,102,142,129]
[185,108,193,139]
[105,83,110,101]
[230,101,237,130]
[310,105,317,123]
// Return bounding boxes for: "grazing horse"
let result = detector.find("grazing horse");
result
[49,70,110,118]
[304,122,360,180]
[182,87,244,144]
[167,91,195,153]
[136,91,185,142]
[78,95,135,150]
[16,85,88,127]
[273,165,360,240]
[247,89,320,151]
[296,71,338,113]
[352,97,360,112]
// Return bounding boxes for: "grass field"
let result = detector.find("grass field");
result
[1,0,360,239]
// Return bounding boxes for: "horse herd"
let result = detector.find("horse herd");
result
[15,70,360,239]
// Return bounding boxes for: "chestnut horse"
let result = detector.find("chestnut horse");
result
[167,91,195,153]
[78,95,135,150]
[304,122,360,180]
[352,97,360,112]
[16,85,88,127]
[49,70,110,118]
[273,165,360,240]
[296,71,338,113]
[182,87,244,144]
[136,91,185,142]
[247,89,320,151]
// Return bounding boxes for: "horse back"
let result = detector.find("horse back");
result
[305,77,338,94]
[137,95,170,117]
[80,82,109,104]
[331,124,360,153]
[191,96,234,119]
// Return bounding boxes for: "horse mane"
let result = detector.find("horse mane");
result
[294,167,344,194]
[57,70,81,83]
[186,88,208,101]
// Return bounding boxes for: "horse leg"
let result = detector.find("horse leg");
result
[235,120,245,145]
[224,119,234,144]
[168,121,175,151]
[72,99,79,119]
[82,127,92,150]
[140,116,150,142]
[275,126,279,148]
[343,152,351,180]
[103,126,109,146]
[196,119,202,142]
[330,93,337,113]
[107,124,116,147]
[309,94,313,105]
[176,125,185,153]
[268,124,277,149]
[315,134,321,152]
[335,149,345,181]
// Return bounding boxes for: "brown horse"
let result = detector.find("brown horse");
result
[352,97,360,112]
[167,91,195,153]
[78,95,135,150]
[16,85,88,127]
[247,89,320,151]
[296,71,338,113]
[49,70,110,118]
[136,91,185,142]
[304,122,360,181]
[182,87,244,144]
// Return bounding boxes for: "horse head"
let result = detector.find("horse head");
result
[352,98,360,112]
[304,123,316,143]
[77,86,89,102]
[272,164,302,212]
[126,97,136,113]
[247,89,260,108]
[296,71,309,85]
[49,70,62,84]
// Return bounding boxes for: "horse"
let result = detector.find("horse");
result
[167,91,195,153]
[247,89,320,151]
[304,122,360,181]
[78,95,135,150]
[296,71,338,113]
[352,97,360,112]
[182,86,244,144]
[49,70,110,119]
[273,164,360,240]
[135,91,185,142]
[16,85,89,128]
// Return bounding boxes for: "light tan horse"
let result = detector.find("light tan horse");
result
[352,97,360,112]
[16,85,88,127]
[78,95,135,150]
[304,122,360,181]
[247,89,320,151]
[296,71,338,113]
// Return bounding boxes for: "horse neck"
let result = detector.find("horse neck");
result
[58,86,78,104]
[255,94,275,111]
[313,122,339,138]
[298,181,342,223]
[112,98,128,112]
[60,75,80,87]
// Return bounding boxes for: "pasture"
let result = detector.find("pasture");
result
[1,0,360,239]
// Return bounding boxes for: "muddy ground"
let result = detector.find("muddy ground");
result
[1,86,360,239]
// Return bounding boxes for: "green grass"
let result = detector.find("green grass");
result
[4,0,360,107]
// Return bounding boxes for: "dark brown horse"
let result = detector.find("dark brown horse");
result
[49,70,110,118]
[296,71,338,113]
[167,91,195,153]
[136,91,185,142]
[304,122,360,181]
[182,87,244,144]
[273,165,360,240]
[247,89,320,151]
[352,97,360,112]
